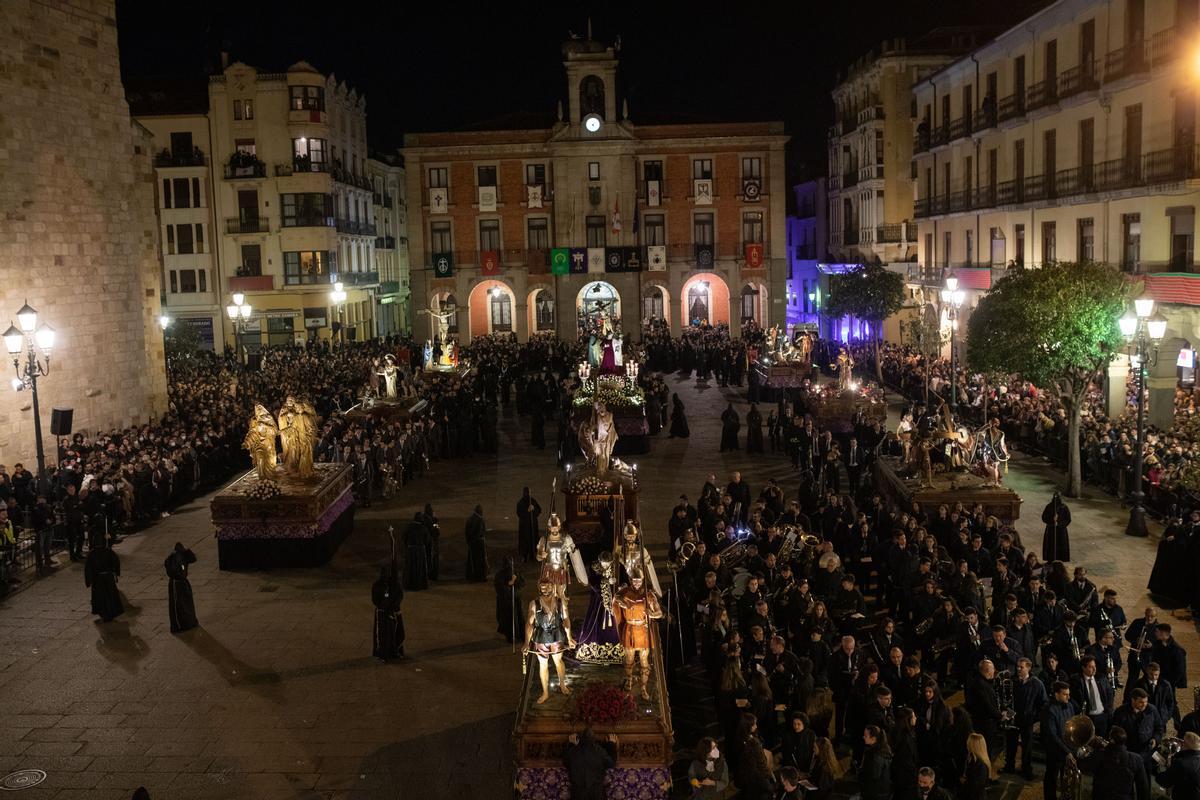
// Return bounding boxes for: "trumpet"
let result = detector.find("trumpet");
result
[915,616,934,636]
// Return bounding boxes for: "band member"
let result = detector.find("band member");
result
[1006,657,1046,780]
[830,634,862,741]
[1111,688,1165,773]
[1125,661,1179,728]
[1065,566,1099,618]
[1069,655,1115,737]
[536,513,587,599]
[613,569,663,699]
[1041,681,1078,800]
[981,625,1022,674]
[1087,629,1123,689]
[1090,588,1127,642]
[1124,607,1158,687]
[526,578,575,704]
[1150,623,1189,693]
[964,659,1004,758]
[1051,610,1087,676]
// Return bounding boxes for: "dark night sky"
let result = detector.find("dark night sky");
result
[116,0,1047,186]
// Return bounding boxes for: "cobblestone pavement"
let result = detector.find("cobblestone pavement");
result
[0,373,1194,800]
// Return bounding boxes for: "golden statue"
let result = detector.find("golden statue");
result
[577,400,618,476]
[277,396,318,479]
[244,403,279,481]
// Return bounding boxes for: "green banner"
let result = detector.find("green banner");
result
[550,248,570,276]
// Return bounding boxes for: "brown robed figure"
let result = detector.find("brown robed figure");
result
[613,570,663,699]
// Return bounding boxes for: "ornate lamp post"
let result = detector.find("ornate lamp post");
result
[1118,298,1167,537]
[940,271,965,411]
[226,292,252,363]
[330,282,347,345]
[4,301,56,497]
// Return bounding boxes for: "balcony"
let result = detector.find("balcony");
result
[914,197,930,218]
[859,164,884,182]
[1104,38,1147,82]
[931,125,950,148]
[842,171,859,188]
[876,223,913,243]
[229,275,274,292]
[291,158,329,175]
[1147,26,1180,67]
[288,108,327,125]
[282,214,335,229]
[997,93,1025,123]
[154,149,205,168]
[336,271,379,287]
[376,236,396,249]
[973,104,997,132]
[914,130,931,154]
[907,264,945,285]
[335,219,376,236]
[223,161,267,180]
[225,217,269,235]
[1026,78,1058,111]
[858,105,885,126]
[948,189,970,213]
[840,117,855,135]
[843,229,860,246]
[948,116,972,142]
[1058,60,1099,99]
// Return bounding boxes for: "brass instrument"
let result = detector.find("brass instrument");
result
[800,534,821,562]
[1058,715,1104,800]
[1153,737,1184,770]
[1106,653,1118,689]
[776,527,799,564]
[1068,628,1081,664]
[915,616,934,636]
[721,541,749,569]
[665,541,696,574]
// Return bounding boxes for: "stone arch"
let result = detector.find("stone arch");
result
[680,272,730,327]
[642,280,670,327]
[739,279,768,325]
[426,290,459,339]
[579,75,605,119]
[468,279,516,338]
[576,280,621,334]
[527,285,555,334]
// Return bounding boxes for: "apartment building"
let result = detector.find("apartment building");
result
[402,36,788,341]
[828,32,984,265]
[912,0,1200,424]
[786,179,828,332]
[368,154,411,336]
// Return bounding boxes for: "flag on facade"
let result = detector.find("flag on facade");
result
[527,184,544,208]
[605,247,624,273]
[647,179,661,207]
[569,248,588,274]
[744,243,765,268]
[480,249,501,276]
[611,196,622,235]
[478,187,498,212]
[693,179,713,205]
[550,247,570,276]
[647,245,667,271]
[433,252,454,278]
[429,187,448,214]
[624,247,642,272]
[587,247,605,273]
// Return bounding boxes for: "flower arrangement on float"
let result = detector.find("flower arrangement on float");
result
[572,681,637,725]
[245,479,282,500]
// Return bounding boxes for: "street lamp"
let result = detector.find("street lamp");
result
[5,300,55,497]
[226,294,252,363]
[330,281,347,344]
[940,271,966,411]
[1118,297,1168,537]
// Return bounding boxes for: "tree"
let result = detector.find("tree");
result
[965,262,1128,497]
[163,320,203,361]
[825,264,906,382]
[903,305,946,404]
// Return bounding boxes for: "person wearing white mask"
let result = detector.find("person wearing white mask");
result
[687,736,729,799]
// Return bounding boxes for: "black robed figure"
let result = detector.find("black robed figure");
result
[164,542,198,633]
[719,403,741,452]
[84,535,123,622]
[372,563,405,661]
[465,505,489,582]
[516,488,542,564]
[403,513,430,591]
[1042,493,1072,562]
[495,556,525,644]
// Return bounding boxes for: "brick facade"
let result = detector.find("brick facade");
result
[0,0,168,457]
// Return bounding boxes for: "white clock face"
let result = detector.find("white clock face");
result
[584,114,602,133]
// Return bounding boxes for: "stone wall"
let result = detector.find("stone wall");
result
[0,0,168,462]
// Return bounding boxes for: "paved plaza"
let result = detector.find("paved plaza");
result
[0,374,1197,800]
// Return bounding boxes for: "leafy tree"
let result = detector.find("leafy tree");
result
[965,262,1128,497]
[163,319,203,361]
[825,264,906,382]
[903,305,946,404]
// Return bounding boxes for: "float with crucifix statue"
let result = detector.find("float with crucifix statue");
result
[569,305,650,456]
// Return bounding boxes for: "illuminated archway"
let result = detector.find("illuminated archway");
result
[740,280,768,324]
[427,290,459,340]
[527,286,555,334]
[680,272,730,327]
[468,279,516,337]
[642,281,669,327]
[575,280,621,334]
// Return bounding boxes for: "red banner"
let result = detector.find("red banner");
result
[744,243,764,268]
[480,250,501,276]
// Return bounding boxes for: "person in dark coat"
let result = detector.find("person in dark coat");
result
[402,513,429,591]
[564,726,613,800]
[84,534,123,622]
[465,504,489,582]
[421,504,441,580]
[372,563,405,661]
[745,404,764,453]
[494,556,524,643]
[516,488,541,564]
[669,393,690,438]
[719,403,740,452]
[1042,492,1071,562]
[163,542,198,633]
[859,724,893,800]
[1083,724,1149,800]
[1157,732,1200,799]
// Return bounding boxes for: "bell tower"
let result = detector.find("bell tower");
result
[561,28,619,133]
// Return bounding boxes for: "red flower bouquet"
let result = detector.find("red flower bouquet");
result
[572,682,636,725]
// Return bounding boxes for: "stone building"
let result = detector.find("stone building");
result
[368,154,411,336]
[0,0,167,457]
[402,36,788,342]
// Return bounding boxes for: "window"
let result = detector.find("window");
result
[283,251,333,285]
[281,193,332,227]
[267,317,294,347]
[965,229,974,266]
[527,217,550,250]
[643,290,664,321]
[643,214,665,246]
[430,221,452,253]
[586,215,607,248]
[240,244,262,276]
[172,178,191,209]
[194,223,204,254]
[168,271,177,293]
[643,160,663,181]
[293,137,327,170]
[477,165,497,186]
[428,167,448,188]
[924,233,933,268]
[179,269,197,293]
[162,179,171,209]
[741,157,762,180]
[742,211,764,244]
[693,159,713,180]
[192,177,202,207]
[233,99,254,120]
[693,213,714,245]
[942,231,951,268]
[176,223,194,255]
[1171,211,1194,270]
[1015,224,1026,266]
[535,290,555,331]
[169,131,192,158]
[479,219,501,251]
[490,291,513,332]
[1042,221,1057,264]
[990,228,1006,266]
[588,162,600,180]
[289,85,325,112]
[166,225,175,255]
[1077,218,1095,262]
[525,163,546,185]
[740,285,760,322]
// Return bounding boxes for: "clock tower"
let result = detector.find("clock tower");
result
[561,34,619,134]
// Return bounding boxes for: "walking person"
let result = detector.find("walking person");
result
[402,513,429,591]
[62,482,85,561]
[746,403,764,454]
[372,559,405,661]
[31,493,55,576]
[465,504,489,582]
[1042,492,1071,562]
[669,393,690,439]
[719,402,741,452]
[516,488,542,564]
[163,542,198,633]
[84,533,123,622]
[421,503,441,580]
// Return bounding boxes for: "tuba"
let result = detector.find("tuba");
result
[1058,714,1103,800]
[776,527,799,564]
[666,541,696,574]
